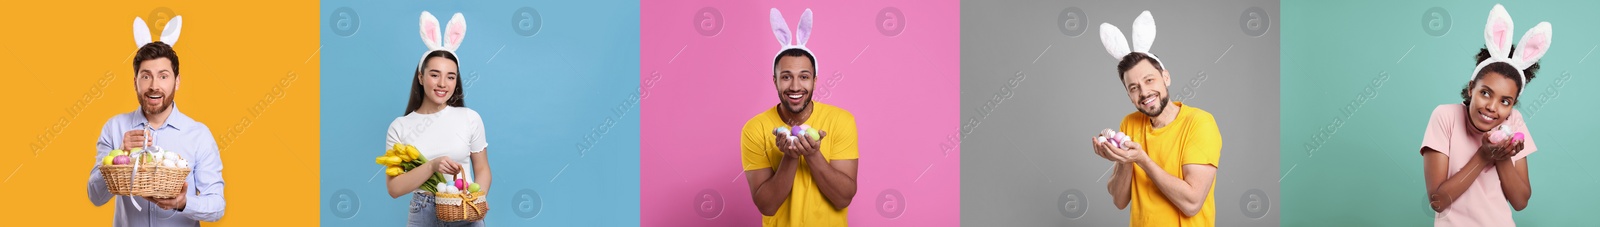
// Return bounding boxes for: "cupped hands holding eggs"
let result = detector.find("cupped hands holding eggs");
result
[1095,129,1131,149]
[773,124,826,142]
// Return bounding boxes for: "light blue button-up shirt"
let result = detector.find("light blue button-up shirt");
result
[87,105,225,226]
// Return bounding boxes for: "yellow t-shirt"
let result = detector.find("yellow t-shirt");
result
[1119,102,1222,227]
[740,101,860,227]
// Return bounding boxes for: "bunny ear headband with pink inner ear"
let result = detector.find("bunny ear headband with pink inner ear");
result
[133,15,182,49]
[1099,11,1163,71]
[419,11,467,71]
[1475,4,1552,94]
[770,8,816,72]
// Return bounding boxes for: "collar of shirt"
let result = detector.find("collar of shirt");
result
[131,104,197,131]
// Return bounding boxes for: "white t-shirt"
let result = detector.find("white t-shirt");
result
[387,106,489,181]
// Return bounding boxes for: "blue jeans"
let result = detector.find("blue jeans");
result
[409,192,485,227]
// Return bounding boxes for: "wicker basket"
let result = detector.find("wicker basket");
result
[99,165,135,195]
[99,164,189,198]
[435,191,488,222]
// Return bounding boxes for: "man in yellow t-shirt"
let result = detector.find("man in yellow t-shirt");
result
[739,44,860,226]
[1090,51,1222,226]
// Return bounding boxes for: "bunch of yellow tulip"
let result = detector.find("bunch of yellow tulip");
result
[375,144,447,192]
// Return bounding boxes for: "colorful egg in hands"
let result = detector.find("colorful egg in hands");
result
[774,127,790,136]
[1096,129,1130,149]
[1487,125,1516,143]
[806,128,821,141]
[1513,132,1525,143]
[791,127,806,138]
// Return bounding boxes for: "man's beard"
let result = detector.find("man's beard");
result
[785,97,811,114]
[141,90,175,115]
[1138,95,1169,117]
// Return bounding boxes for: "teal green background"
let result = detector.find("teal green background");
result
[1282,0,1600,226]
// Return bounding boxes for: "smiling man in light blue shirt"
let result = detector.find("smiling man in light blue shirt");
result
[86,41,225,227]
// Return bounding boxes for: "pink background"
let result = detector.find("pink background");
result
[639,0,961,226]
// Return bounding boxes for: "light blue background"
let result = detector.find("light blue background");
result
[1282,0,1600,226]
[319,0,640,226]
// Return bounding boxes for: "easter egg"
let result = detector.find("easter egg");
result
[774,127,789,136]
[1095,136,1108,144]
[112,155,131,165]
[1513,132,1526,143]
[456,179,466,190]
[103,155,116,165]
[1488,131,1508,142]
[806,128,820,140]
[468,183,481,193]
[437,182,450,191]
[792,127,806,137]
[1488,125,1514,143]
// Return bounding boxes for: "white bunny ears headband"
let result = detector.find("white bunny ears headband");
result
[1474,4,1552,94]
[133,15,182,48]
[418,11,467,72]
[1099,11,1163,71]
[770,8,816,70]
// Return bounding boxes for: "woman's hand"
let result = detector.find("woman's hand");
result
[1498,139,1525,162]
[433,158,463,175]
[1477,133,1522,162]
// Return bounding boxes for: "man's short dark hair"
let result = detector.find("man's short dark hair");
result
[133,42,180,76]
[772,48,817,75]
[1115,52,1163,80]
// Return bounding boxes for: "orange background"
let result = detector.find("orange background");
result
[0,1,320,226]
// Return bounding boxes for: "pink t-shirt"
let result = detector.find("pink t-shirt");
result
[1420,104,1537,227]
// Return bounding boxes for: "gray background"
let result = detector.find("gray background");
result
[960,0,1279,226]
